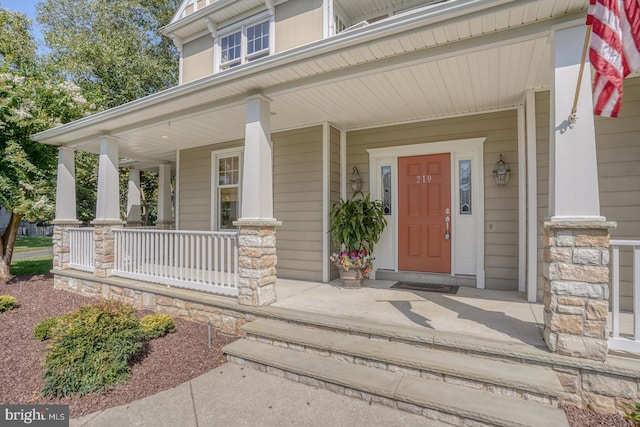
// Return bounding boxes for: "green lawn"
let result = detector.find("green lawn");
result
[13,236,53,253]
[10,255,53,276]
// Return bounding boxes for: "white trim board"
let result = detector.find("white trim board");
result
[367,138,485,288]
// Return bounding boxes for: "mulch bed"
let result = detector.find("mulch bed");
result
[0,274,236,418]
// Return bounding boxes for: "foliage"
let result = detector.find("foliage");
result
[0,8,91,279]
[33,316,61,341]
[624,402,640,425]
[14,236,53,253]
[140,313,176,340]
[10,255,53,276]
[0,7,37,67]
[37,0,180,109]
[41,300,144,397]
[328,192,387,256]
[0,295,17,313]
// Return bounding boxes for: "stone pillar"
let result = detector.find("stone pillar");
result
[157,164,174,229]
[53,147,80,271]
[543,221,615,360]
[93,136,123,277]
[236,221,279,307]
[126,168,142,227]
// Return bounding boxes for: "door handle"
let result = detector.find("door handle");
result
[444,216,450,240]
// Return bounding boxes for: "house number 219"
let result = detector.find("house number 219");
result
[416,175,432,183]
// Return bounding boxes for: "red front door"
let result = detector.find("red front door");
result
[398,153,451,273]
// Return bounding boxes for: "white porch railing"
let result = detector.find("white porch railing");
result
[68,227,95,272]
[610,239,640,353]
[113,228,239,296]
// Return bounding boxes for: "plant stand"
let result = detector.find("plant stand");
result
[338,265,365,288]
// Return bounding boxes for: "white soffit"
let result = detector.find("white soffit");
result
[34,0,587,162]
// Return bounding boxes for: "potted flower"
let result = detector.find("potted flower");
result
[328,192,387,288]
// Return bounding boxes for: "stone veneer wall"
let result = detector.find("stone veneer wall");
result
[53,274,253,336]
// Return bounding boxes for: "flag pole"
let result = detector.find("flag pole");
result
[569,25,592,128]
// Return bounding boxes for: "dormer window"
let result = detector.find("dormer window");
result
[218,18,272,71]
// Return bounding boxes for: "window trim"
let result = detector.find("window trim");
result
[214,13,274,73]
[211,148,244,231]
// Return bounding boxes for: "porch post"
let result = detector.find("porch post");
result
[126,168,142,227]
[157,164,174,229]
[52,147,80,271]
[235,94,280,307]
[543,25,615,361]
[92,136,124,278]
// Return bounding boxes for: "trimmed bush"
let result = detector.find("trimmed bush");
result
[33,316,61,341]
[41,300,144,397]
[0,295,17,313]
[140,313,176,340]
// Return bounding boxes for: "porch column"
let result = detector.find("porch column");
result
[52,147,80,271]
[92,136,124,278]
[157,164,174,229]
[235,94,280,307]
[543,25,615,361]
[126,169,142,227]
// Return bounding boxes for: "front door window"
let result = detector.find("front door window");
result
[216,154,241,229]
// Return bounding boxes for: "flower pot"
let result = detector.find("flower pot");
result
[338,265,365,288]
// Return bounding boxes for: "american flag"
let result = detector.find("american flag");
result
[587,0,640,117]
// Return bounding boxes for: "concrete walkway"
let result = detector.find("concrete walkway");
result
[71,363,445,427]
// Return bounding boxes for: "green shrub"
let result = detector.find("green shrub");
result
[0,295,17,313]
[33,316,61,341]
[41,300,144,397]
[624,402,640,425]
[140,313,176,340]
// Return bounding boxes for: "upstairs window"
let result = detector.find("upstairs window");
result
[218,18,272,71]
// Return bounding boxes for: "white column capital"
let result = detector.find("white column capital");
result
[95,137,123,224]
[54,146,79,224]
[548,25,604,222]
[245,93,273,104]
[240,94,276,222]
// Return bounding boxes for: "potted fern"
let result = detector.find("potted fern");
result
[328,192,387,288]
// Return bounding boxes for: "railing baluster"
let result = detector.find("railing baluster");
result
[613,246,620,339]
[634,246,640,342]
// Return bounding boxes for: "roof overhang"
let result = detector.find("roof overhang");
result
[33,0,588,163]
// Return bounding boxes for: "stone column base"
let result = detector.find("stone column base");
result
[91,220,124,278]
[234,219,281,307]
[52,220,81,271]
[543,220,616,361]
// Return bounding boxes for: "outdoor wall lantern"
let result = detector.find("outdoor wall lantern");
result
[350,166,362,192]
[492,154,510,185]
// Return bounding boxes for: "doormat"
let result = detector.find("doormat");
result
[390,282,459,294]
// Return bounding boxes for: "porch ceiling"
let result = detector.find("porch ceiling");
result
[34,0,588,164]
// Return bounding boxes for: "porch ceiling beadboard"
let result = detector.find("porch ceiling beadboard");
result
[33,0,587,165]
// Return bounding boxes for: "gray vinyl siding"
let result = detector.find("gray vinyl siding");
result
[273,126,324,281]
[535,76,640,308]
[596,77,640,311]
[329,126,341,280]
[182,35,214,84]
[347,111,520,290]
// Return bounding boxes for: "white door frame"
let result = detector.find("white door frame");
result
[368,137,486,288]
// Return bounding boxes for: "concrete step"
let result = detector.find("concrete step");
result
[224,339,570,427]
[242,318,566,404]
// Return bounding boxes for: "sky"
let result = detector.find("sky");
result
[1,0,45,49]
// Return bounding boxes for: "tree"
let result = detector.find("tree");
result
[0,5,37,67]
[37,0,180,108]
[0,10,90,279]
